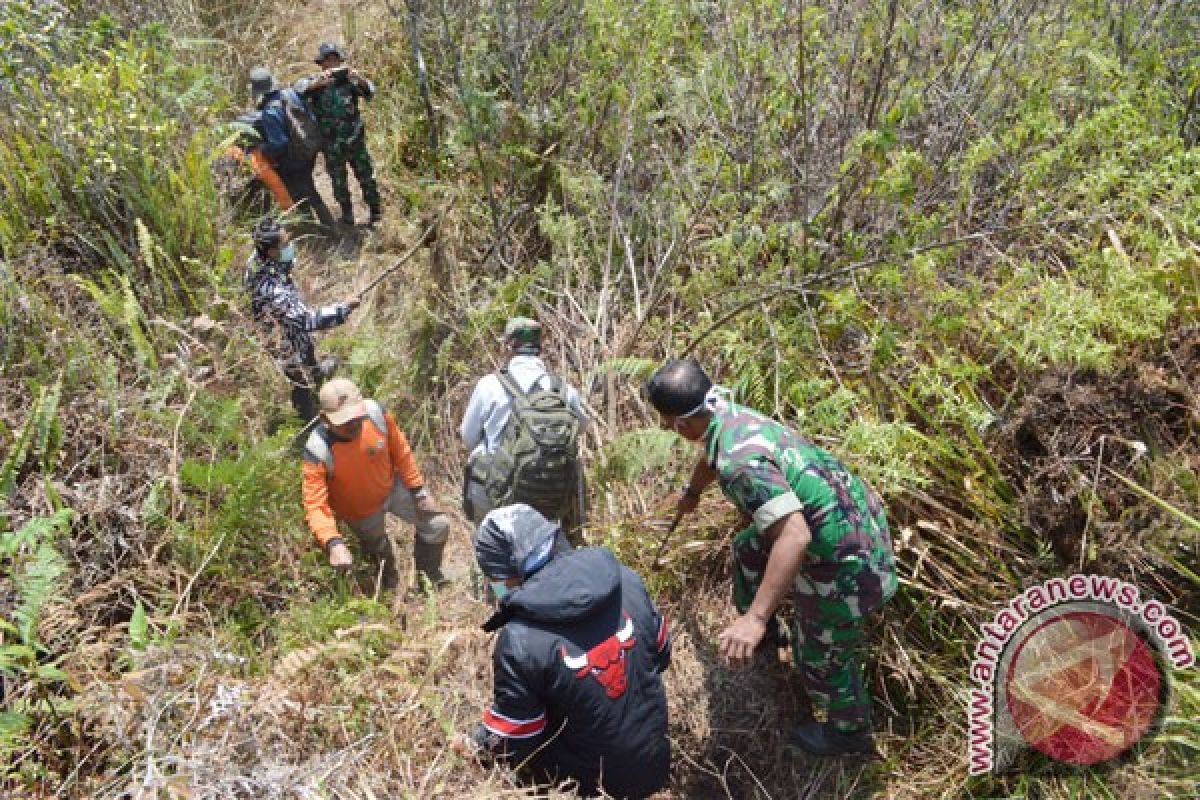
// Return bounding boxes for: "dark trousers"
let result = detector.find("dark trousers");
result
[283,362,320,423]
[278,161,334,229]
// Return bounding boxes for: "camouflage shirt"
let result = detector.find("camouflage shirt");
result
[704,401,894,583]
[243,254,351,367]
[301,73,375,142]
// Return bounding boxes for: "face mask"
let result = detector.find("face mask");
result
[278,243,296,264]
[490,580,511,600]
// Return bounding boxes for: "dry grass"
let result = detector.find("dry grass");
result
[4,1,1199,798]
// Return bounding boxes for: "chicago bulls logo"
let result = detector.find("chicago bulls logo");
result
[560,614,636,699]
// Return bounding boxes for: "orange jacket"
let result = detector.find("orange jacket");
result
[302,409,426,547]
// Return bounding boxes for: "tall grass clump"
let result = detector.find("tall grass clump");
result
[0,2,227,319]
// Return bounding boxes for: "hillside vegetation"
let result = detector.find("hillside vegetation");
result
[1,0,1198,797]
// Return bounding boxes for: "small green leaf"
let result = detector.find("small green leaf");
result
[129,599,149,651]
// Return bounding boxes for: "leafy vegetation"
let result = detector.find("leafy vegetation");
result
[1,0,1197,797]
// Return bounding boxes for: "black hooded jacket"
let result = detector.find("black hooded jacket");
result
[472,547,672,799]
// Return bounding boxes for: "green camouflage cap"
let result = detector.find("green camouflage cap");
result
[504,316,542,345]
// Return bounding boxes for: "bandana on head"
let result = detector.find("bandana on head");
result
[676,384,732,419]
[474,504,561,584]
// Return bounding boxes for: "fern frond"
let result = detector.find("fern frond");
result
[0,380,62,501]
[594,428,685,489]
[3,510,73,646]
[590,357,660,381]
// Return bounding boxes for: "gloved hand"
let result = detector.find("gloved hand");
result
[328,541,353,570]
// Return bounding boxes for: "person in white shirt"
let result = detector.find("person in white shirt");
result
[460,317,588,534]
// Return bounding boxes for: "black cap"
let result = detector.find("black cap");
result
[644,359,713,417]
[252,216,284,252]
[315,42,344,63]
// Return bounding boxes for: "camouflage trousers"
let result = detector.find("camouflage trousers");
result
[732,524,896,732]
[324,133,380,215]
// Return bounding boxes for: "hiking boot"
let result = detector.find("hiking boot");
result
[413,539,448,591]
[789,720,877,757]
[359,532,400,592]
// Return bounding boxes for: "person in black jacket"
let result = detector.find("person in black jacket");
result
[453,504,672,799]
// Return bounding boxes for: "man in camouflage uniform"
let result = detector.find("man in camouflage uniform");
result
[299,43,381,226]
[645,359,897,756]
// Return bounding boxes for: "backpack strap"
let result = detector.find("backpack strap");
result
[495,368,534,416]
[363,399,388,436]
[302,401,388,478]
[496,368,563,404]
[303,425,336,477]
[494,367,523,396]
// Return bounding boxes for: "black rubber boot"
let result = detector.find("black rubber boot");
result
[359,532,400,592]
[413,539,447,591]
[789,720,877,757]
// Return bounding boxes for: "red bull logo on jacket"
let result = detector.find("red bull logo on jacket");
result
[560,613,636,699]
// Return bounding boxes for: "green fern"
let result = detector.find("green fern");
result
[594,428,686,489]
[75,272,159,370]
[589,356,661,381]
[2,510,73,646]
[0,378,62,504]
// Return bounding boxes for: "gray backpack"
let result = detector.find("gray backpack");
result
[481,369,581,520]
[280,89,326,163]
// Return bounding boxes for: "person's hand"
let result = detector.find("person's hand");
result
[717,611,768,670]
[415,494,440,514]
[450,732,481,760]
[328,541,354,570]
[349,68,364,83]
[343,297,361,313]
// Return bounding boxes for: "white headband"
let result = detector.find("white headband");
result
[677,384,731,418]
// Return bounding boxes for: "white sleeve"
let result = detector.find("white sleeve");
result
[460,379,488,450]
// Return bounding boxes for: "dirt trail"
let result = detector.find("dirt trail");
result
[275,1,485,596]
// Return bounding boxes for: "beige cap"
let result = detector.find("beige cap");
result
[319,378,367,425]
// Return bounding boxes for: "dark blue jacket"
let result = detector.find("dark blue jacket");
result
[256,88,288,163]
[472,548,672,799]
[256,88,314,166]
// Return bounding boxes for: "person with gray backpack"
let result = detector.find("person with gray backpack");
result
[248,66,335,229]
[460,317,588,541]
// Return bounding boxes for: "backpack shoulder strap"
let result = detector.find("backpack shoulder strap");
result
[539,373,565,396]
[494,367,523,396]
[303,425,336,477]
[363,399,388,435]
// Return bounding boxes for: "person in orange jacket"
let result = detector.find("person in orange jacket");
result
[216,112,295,213]
[302,378,452,591]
